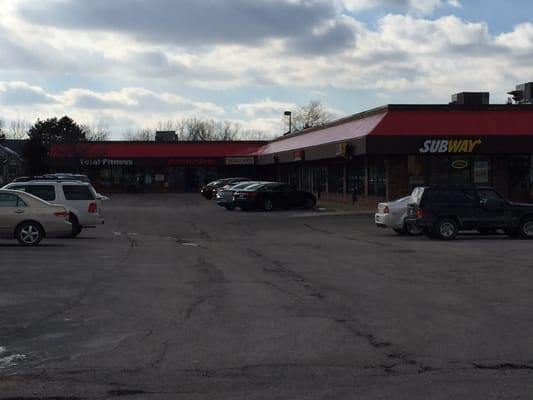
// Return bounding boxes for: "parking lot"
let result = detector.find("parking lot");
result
[1,194,532,399]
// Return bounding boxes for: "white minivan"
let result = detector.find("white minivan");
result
[3,180,104,237]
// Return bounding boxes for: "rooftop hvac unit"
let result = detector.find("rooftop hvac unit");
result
[450,92,490,105]
[508,82,533,104]
[155,131,178,142]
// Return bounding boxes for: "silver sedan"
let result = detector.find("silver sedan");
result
[0,189,72,246]
[375,195,423,236]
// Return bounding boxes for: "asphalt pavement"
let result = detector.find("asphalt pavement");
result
[0,194,532,399]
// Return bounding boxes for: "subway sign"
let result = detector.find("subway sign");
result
[418,139,482,154]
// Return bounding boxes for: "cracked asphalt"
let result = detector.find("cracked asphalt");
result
[0,194,532,399]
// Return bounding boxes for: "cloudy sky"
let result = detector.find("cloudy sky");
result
[0,0,532,139]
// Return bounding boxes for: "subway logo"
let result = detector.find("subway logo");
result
[418,139,482,154]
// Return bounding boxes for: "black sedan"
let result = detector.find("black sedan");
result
[200,177,250,199]
[232,182,316,211]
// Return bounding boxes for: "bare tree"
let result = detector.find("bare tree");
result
[9,119,30,140]
[85,121,110,141]
[0,119,5,141]
[238,129,269,140]
[288,100,335,132]
[123,128,155,141]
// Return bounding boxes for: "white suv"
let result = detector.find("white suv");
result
[3,180,104,237]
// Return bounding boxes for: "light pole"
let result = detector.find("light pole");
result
[284,111,292,135]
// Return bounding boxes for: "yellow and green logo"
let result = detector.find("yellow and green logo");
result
[419,139,482,154]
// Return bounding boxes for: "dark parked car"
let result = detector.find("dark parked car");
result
[200,177,250,199]
[232,182,316,211]
[405,185,533,240]
[216,181,270,210]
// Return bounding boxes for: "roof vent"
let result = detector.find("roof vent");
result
[508,82,533,104]
[450,92,490,106]
[155,131,177,142]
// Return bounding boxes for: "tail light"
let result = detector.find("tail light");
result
[88,202,98,213]
[416,208,423,219]
[383,206,390,214]
[54,210,68,219]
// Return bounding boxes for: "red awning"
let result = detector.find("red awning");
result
[371,110,533,136]
[50,142,265,158]
[258,112,387,155]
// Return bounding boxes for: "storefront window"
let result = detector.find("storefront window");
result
[301,165,313,192]
[449,155,470,185]
[407,156,425,190]
[509,156,530,201]
[327,163,344,193]
[313,165,327,195]
[347,158,365,195]
[368,158,386,196]
[472,156,491,185]
[428,156,449,185]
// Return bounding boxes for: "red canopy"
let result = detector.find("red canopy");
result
[50,141,265,159]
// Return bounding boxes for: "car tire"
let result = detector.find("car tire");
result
[518,217,533,239]
[434,218,459,240]
[304,197,316,210]
[406,223,423,236]
[68,214,81,238]
[16,221,43,246]
[263,199,273,212]
[225,205,235,211]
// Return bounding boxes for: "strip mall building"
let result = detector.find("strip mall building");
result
[50,103,533,203]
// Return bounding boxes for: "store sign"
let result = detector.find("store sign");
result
[418,139,482,154]
[336,143,348,157]
[80,159,134,166]
[293,150,305,161]
[167,159,216,166]
[225,157,255,165]
[451,159,468,169]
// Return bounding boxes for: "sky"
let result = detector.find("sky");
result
[0,0,532,139]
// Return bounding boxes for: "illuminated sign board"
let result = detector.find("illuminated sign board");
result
[418,139,482,154]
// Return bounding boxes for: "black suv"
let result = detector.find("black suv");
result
[405,186,533,240]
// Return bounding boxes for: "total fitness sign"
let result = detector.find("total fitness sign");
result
[418,139,482,154]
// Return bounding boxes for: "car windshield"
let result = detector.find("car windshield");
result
[243,183,267,191]
[231,182,255,190]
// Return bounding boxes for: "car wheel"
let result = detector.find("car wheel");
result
[304,197,316,209]
[68,214,81,238]
[16,222,43,246]
[435,218,458,240]
[263,199,273,212]
[225,205,235,211]
[406,223,423,236]
[518,217,533,239]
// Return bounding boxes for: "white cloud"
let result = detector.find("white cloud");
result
[0,81,57,105]
[340,0,448,15]
[236,98,296,117]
